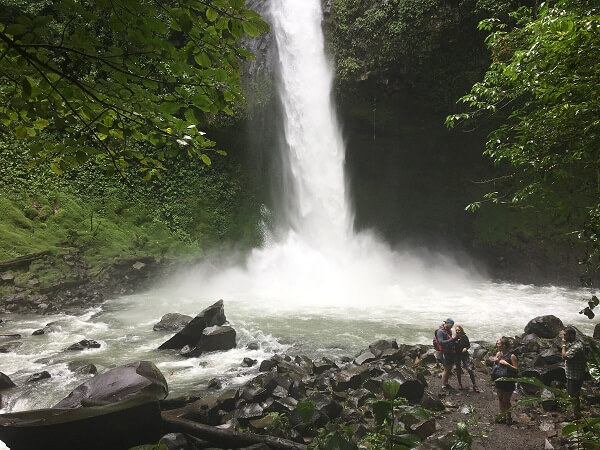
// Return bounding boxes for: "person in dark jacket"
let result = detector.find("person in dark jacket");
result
[436,318,456,390]
[454,325,480,392]
[492,336,519,424]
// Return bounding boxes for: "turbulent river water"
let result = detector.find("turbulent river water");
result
[0,0,596,419]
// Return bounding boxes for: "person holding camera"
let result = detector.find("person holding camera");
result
[562,326,587,420]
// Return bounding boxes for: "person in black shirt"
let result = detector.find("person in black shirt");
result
[454,325,480,393]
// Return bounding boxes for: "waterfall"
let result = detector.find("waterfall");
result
[169,0,482,309]
[269,0,352,247]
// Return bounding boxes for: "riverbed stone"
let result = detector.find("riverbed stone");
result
[66,339,101,351]
[0,341,22,353]
[534,349,563,367]
[0,372,16,390]
[158,299,226,350]
[369,339,398,357]
[354,350,377,365]
[153,313,193,332]
[524,315,564,339]
[388,367,425,402]
[54,361,168,408]
[333,365,369,391]
[27,371,51,383]
[309,391,343,419]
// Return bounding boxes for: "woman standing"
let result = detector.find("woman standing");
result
[454,325,480,392]
[492,336,519,424]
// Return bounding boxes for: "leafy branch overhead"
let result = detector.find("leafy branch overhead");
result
[446,0,600,295]
[0,0,269,179]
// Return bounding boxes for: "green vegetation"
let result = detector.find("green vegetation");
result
[0,0,267,274]
[0,0,268,179]
[447,0,599,298]
[0,136,261,267]
[329,0,519,107]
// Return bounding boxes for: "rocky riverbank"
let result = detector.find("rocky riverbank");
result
[0,302,599,449]
[0,249,180,315]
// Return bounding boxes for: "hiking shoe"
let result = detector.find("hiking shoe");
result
[473,385,481,393]
[442,384,453,391]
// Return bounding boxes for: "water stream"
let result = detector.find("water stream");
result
[0,0,595,415]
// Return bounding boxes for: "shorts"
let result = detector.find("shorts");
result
[567,378,583,397]
[441,352,455,367]
[456,355,473,372]
[495,380,516,393]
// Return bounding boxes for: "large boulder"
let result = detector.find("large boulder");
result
[159,300,226,350]
[0,372,15,390]
[180,326,237,357]
[0,395,161,450]
[387,367,425,402]
[524,315,564,339]
[54,361,168,408]
[153,313,193,332]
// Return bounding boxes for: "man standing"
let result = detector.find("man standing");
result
[436,318,456,390]
[562,326,587,419]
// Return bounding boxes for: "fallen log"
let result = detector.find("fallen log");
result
[0,251,51,271]
[161,413,307,450]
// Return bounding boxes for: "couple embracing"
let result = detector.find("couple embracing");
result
[435,318,480,393]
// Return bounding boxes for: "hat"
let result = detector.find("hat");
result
[444,318,454,325]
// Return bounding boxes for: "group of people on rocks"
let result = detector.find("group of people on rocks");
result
[435,318,587,425]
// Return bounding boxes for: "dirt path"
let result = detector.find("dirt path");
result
[427,368,566,449]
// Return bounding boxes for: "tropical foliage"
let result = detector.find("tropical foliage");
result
[446,0,600,296]
[0,0,268,179]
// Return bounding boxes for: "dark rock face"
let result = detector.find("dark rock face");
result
[159,300,227,350]
[153,313,193,332]
[180,326,237,357]
[594,323,600,340]
[27,371,51,383]
[66,339,101,351]
[524,315,564,338]
[0,372,16,390]
[54,361,168,408]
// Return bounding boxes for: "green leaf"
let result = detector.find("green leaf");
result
[294,401,315,425]
[33,119,50,130]
[321,431,358,450]
[242,20,260,37]
[206,8,218,22]
[194,52,212,68]
[393,434,421,447]
[15,126,28,139]
[50,162,64,175]
[382,379,401,400]
[372,400,392,426]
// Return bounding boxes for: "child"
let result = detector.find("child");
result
[454,325,480,392]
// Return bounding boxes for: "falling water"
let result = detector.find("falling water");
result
[269,0,351,245]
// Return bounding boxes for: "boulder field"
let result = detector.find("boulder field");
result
[0,311,598,449]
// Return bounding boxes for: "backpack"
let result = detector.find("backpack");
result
[433,329,443,351]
